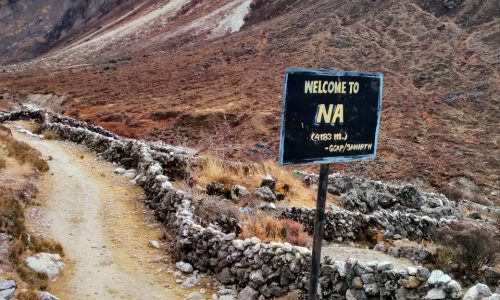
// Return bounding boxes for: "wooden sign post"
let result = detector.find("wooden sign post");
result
[278,68,383,299]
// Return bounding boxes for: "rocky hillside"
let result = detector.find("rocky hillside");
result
[0,0,499,202]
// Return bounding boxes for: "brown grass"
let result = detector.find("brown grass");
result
[0,125,49,172]
[195,155,315,206]
[41,129,59,140]
[240,212,311,246]
[0,180,63,292]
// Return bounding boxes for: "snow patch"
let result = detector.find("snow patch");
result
[211,0,252,37]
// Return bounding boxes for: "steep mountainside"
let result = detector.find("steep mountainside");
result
[0,0,499,200]
[0,0,136,64]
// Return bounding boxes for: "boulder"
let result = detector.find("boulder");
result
[260,174,276,191]
[230,185,249,202]
[25,253,64,278]
[428,270,444,285]
[176,261,194,274]
[254,186,276,202]
[463,284,492,300]
[207,182,231,199]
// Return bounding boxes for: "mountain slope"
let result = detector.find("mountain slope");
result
[0,0,499,201]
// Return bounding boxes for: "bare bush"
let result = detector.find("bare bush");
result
[240,212,311,247]
[438,185,465,202]
[432,224,498,281]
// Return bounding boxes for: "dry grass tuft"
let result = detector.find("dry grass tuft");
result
[0,126,49,172]
[240,212,311,246]
[41,129,59,140]
[196,155,246,186]
[195,155,315,206]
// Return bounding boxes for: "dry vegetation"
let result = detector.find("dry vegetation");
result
[195,155,315,206]
[240,212,311,247]
[0,125,62,295]
[0,125,49,172]
[431,224,499,283]
[41,129,59,140]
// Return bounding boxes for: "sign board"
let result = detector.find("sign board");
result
[279,68,383,165]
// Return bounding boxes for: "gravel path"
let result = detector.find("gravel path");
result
[12,127,195,300]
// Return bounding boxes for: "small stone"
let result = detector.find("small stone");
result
[446,280,461,293]
[416,267,431,281]
[250,237,261,245]
[238,286,259,300]
[364,283,379,295]
[249,270,266,286]
[38,291,60,300]
[232,239,245,250]
[182,273,201,288]
[223,233,236,241]
[113,167,126,175]
[352,276,363,289]
[149,240,160,249]
[377,261,393,271]
[406,276,421,289]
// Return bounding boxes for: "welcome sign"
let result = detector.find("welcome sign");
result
[279,68,383,165]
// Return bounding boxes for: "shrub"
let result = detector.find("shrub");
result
[432,224,498,281]
[438,185,465,202]
[194,196,241,233]
[41,129,59,140]
[240,213,311,247]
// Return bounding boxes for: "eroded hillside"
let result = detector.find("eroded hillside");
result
[0,0,499,201]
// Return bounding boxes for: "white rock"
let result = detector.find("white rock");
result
[425,287,446,299]
[113,167,126,175]
[25,253,64,278]
[161,181,173,190]
[123,169,137,178]
[38,291,60,300]
[428,270,445,285]
[182,273,201,288]
[155,175,169,182]
[176,261,194,274]
[437,274,451,285]
[149,240,161,249]
[463,284,492,300]
[232,239,245,250]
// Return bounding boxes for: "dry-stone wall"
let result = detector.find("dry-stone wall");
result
[0,109,466,299]
[300,172,458,218]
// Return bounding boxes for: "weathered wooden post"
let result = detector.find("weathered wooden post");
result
[279,68,383,299]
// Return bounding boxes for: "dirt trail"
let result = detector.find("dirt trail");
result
[10,125,203,300]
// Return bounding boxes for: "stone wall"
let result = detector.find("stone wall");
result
[0,109,465,299]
